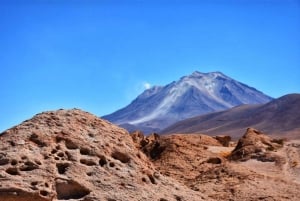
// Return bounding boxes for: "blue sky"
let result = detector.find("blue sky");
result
[0,0,299,132]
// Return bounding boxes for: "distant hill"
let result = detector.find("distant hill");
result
[162,94,300,139]
[103,71,272,133]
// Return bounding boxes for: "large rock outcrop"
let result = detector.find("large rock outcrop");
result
[229,128,283,161]
[132,130,300,200]
[0,109,205,201]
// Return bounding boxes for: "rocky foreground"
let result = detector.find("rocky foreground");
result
[0,109,300,201]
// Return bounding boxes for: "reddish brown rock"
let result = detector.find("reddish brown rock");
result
[1,110,300,201]
[214,135,231,147]
[138,131,300,201]
[0,109,206,201]
[229,128,283,161]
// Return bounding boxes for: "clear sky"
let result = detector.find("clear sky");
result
[0,0,299,132]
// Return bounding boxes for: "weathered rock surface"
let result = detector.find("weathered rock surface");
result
[1,109,300,201]
[132,130,300,200]
[0,109,206,201]
[229,128,283,161]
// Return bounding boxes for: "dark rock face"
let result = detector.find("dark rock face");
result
[131,131,166,160]
[103,71,272,133]
[215,135,232,147]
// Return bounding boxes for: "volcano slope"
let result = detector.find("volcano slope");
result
[0,109,206,201]
[132,128,300,201]
[162,94,300,139]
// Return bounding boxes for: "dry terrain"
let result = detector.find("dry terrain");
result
[162,94,300,139]
[0,109,300,201]
[133,128,300,200]
[0,109,205,201]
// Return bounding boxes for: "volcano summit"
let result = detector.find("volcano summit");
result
[103,71,272,133]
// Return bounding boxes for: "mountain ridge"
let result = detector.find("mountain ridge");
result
[162,93,300,139]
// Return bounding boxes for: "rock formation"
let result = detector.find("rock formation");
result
[1,109,300,201]
[0,109,205,201]
[133,130,300,200]
[229,128,283,161]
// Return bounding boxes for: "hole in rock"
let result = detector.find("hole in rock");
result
[29,133,46,147]
[56,136,63,143]
[175,195,182,201]
[55,179,90,200]
[56,163,70,174]
[11,159,18,166]
[99,156,107,167]
[206,157,222,164]
[80,159,96,166]
[31,181,38,186]
[57,152,64,157]
[111,151,130,163]
[109,162,115,167]
[6,167,20,175]
[20,161,39,171]
[40,190,49,197]
[65,139,78,150]
[80,147,91,155]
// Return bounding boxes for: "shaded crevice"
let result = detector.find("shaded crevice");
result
[20,161,39,171]
[111,151,130,163]
[29,133,47,147]
[206,157,222,164]
[148,174,156,184]
[65,139,78,150]
[99,156,107,167]
[80,147,92,155]
[80,158,96,166]
[56,163,70,174]
[6,167,20,175]
[55,179,90,200]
